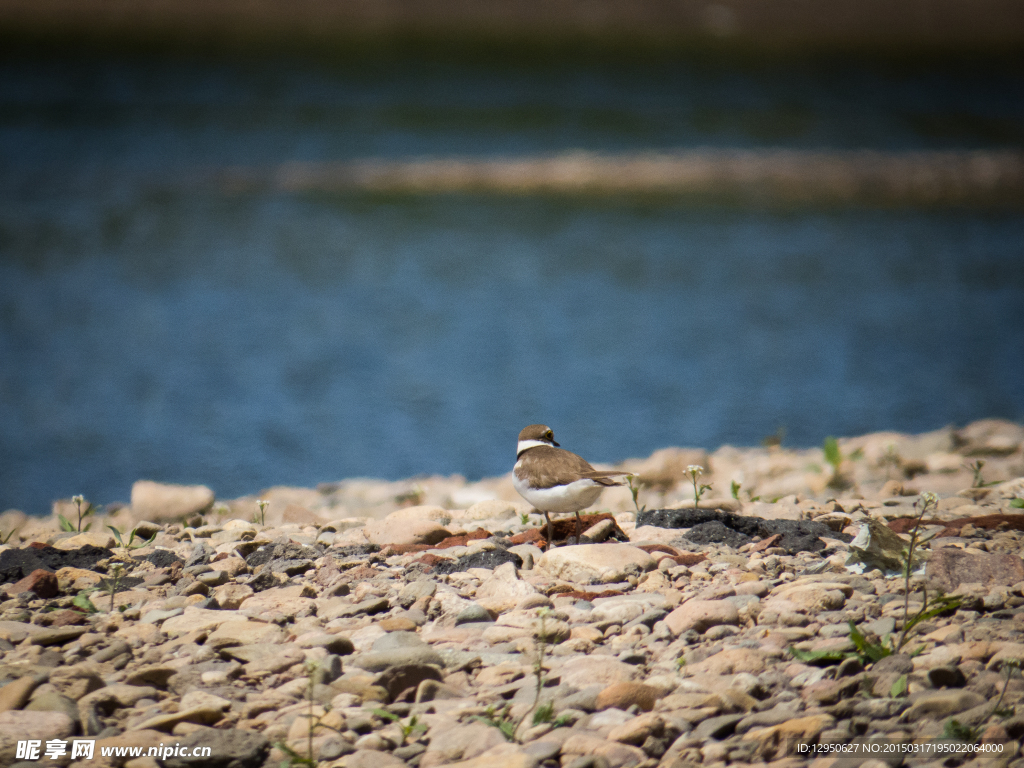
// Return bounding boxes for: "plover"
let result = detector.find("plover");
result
[512,424,630,547]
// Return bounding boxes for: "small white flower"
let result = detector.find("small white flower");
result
[685,465,704,478]
[72,494,84,505]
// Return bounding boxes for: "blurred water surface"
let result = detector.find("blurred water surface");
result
[1,50,1023,514]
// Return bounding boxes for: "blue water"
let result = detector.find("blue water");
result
[2,51,1024,514]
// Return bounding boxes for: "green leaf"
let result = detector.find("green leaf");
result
[107,525,125,547]
[371,708,400,723]
[823,436,842,469]
[903,595,962,637]
[533,701,555,725]
[890,674,908,698]
[58,514,75,533]
[942,719,978,743]
[1011,498,1024,509]
[848,620,891,663]
[731,481,741,500]
[72,593,99,614]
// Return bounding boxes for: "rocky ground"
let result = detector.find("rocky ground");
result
[2,418,1024,768]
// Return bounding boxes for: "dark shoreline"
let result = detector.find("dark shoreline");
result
[2,0,1024,60]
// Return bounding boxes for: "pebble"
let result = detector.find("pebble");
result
[0,419,1020,768]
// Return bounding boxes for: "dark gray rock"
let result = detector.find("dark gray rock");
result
[160,727,270,768]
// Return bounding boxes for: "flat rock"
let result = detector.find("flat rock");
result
[238,584,315,617]
[348,646,445,673]
[684,648,771,676]
[0,620,43,643]
[904,689,985,721]
[131,480,215,522]
[927,547,1024,592]
[595,681,661,711]
[4,568,58,598]
[161,607,245,636]
[364,518,450,547]
[538,544,656,584]
[160,727,270,768]
[30,625,89,646]
[475,561,538,604]
[206,619,285,649]
[664,599,739,635]
[0,676,38,711]
[349,749,424,768]
[557,655,639,688]
[743,714,836,761]
[0,710,75,764]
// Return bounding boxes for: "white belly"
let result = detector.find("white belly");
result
[512,473,605,513]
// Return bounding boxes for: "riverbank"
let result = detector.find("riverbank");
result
[2,0,1024,57]
[1,420,1024,766]
[226,150,1024,208]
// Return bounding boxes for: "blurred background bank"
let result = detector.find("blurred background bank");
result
[1,0,1022,514]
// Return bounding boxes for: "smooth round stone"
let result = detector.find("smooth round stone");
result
[455,604,493,626]
[378,617,417,632]
[371,631,426,651]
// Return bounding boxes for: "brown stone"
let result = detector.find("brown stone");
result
[595,681,661,712]
[751,534,783,553]
[6,568,59,598]
[35,608,89,627]
[0,677,38,712]
[508,512,626,548]
[926,547,1024,592]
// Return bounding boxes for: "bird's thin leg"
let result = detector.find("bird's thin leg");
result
[544,511,553,551]
[574,511,582,544]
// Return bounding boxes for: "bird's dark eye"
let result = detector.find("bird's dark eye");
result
[545,431,553,439]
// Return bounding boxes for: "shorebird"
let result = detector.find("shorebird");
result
[512,424,630,547]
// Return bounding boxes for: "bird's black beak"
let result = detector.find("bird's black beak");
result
[551,439,560,447]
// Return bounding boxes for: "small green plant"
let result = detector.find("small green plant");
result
[968,459,985,488]
[372,709,427,745]
[473,704,518,742]
[991,660,1020,719]
[965,459,999,488]
[686,465,711,508]
[1011,497,1024,509]
[942,718,979,742]
[519,511,531,525]
[792,492,959,667]
[0,525,20,544]
[274,660,344,767]
[940,658,1020,745]
[729,480,760,503]
[823,437,846,489]
[60,495,94,533]
[475,607,554,742]
[72,591,99,614]
[395,485,425,506]
[104,564,125,613]
[107,525,157,550]
[532,701,556,726]
[254,498,269,526]
[627,474,646,515]
[890,674,908,698]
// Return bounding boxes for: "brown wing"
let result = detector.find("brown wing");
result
[518,445,629,489]
[580,470,630,487]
